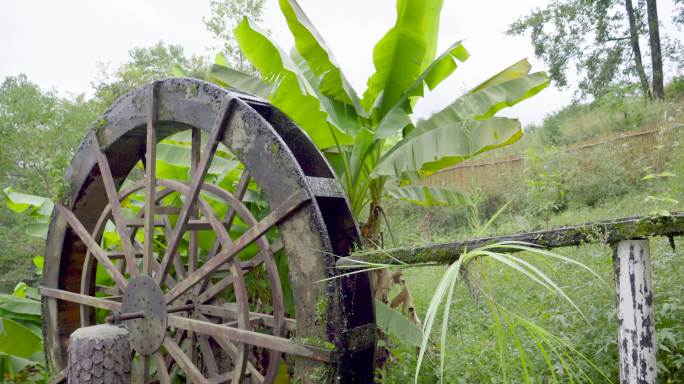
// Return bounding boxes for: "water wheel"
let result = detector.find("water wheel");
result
[41,78,375,383]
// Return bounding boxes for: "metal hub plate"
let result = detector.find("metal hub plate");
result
[122,275,167,355]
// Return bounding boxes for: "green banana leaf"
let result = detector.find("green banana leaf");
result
[209,63,272,99]
[403,41,469,112]
[362,0,445,114]
[279,0,365,116]
[156,141,238,176]
[375,106,413,139]
[471,58,533,93]
[1,187,52,215]
[0,317,43,361]
[375,41,469,139]
[372,118,522,179]
[374,299,423,347]
[386,185,470,206]
[0,294,41,325]
[417,71,549,134]
[2,187,53,239]
[290,49,363,137]
[233,18,351,148]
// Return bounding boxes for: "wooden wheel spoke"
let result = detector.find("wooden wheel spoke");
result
[196,303,296,332]
[92,137,139,278]
[157,98,237,287]
[153,352,171,383]
[141,354,151,384]
[40,287,121,311]
[165,329,187,372]
[195,314,259,383]
[168,315,334,362]
[206,370,236,384]
[208,333,263,384]
[197,335,219,377]
[143,81,159,277]
[161,216,186,281]
[55,204,128,289]
[197,171,251,295]
[163,338,210,384]
[164,189,310,304]
[207,170,251,262]
[189,128,201,276]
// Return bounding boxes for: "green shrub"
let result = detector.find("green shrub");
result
[665,76,684,100]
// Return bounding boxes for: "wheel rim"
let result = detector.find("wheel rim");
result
[42,78,375,383]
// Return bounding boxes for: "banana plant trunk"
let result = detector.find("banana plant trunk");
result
[361,198,393,369]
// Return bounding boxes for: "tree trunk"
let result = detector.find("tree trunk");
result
[625,0,653,99]
[361,200,383,250]
[646,0,665,99]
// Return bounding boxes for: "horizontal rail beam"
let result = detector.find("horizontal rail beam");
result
[353,213,684,265]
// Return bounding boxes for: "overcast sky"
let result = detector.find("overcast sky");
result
[1,0,682,126]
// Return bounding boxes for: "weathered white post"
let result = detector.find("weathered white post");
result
[613,239,657,384]
[67,324,131,384]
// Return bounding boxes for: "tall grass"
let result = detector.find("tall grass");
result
[380,84,684,382]
[414,241,609,383]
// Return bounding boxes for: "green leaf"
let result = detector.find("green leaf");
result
[422,42,469,92]
[209,64,272,99]
[0,317,43,361]
[377,41,469,139]
[642,171,676,180]
[290,49,362,137]
[373,118,523,179]
[279,0,366,116]
[172,64,186,77]
[32,256,44,276]
[386,185,470,206]
[416,71,549,133]
[398,41,470,113]
[156,141,238,176]
[1,187,52,214]
[0,295,41,319]
[26,223,49,239]
[234,18,351,148]
[375,106,413,139]
[12,283,27,298]
[362,0,445,114]
[374,299,423,347]
[471,58,532,93]
[2,188,53,239]
[215,52,229,67]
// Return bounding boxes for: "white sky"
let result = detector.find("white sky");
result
[1,0,682,126]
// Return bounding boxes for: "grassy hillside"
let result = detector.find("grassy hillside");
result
[381,81,684,383]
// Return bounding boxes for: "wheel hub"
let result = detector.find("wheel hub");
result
[121,275,167,355]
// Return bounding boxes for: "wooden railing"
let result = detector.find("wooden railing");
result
[355,213,684,384]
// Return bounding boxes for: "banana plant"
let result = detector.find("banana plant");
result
[208,0,549,242]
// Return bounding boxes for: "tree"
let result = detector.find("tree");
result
[675,0,684,26]
[508,0,669,99]
[0,75,97,199]
[626,0,653,99]
[204,0,267,73]
[646,0,665,99]
[92,42,208,107]
[208,0,548,331]
[0,75,97,292]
